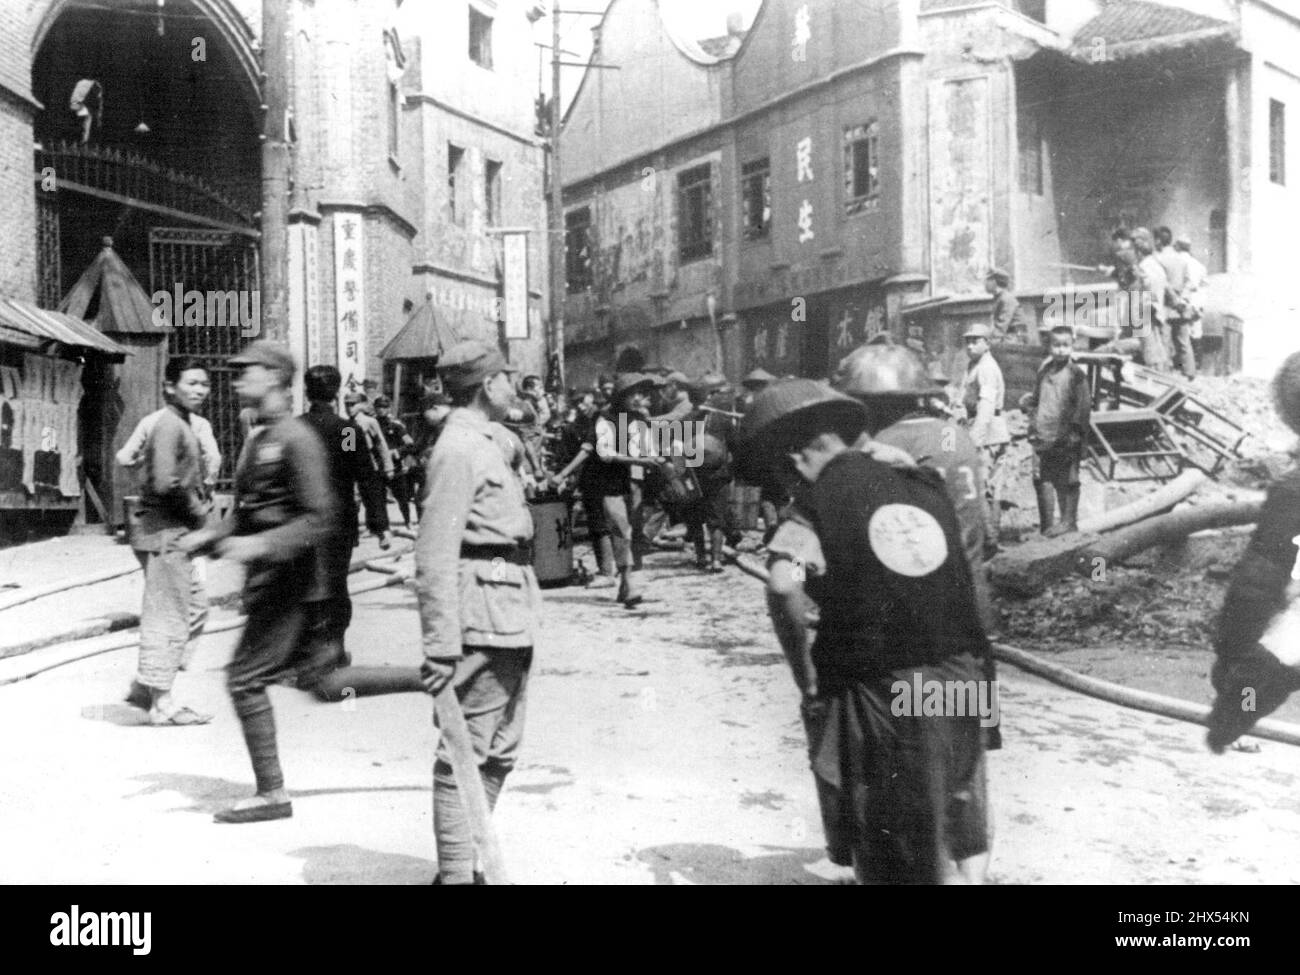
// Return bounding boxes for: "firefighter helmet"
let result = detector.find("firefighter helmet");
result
[832,343,935,398]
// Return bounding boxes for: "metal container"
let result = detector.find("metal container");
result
[529,497,573,585]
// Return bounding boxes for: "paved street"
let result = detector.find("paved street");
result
[2,547,1298,885]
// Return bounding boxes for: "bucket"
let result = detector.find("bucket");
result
[529,497,574,586]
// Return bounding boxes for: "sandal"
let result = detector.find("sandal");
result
[124,681,151,710]
[149,705,212,726]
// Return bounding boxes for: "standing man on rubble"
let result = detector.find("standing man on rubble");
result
[959,324,1011,558]
[415,341,542,884]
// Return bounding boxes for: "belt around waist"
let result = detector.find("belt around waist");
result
[460,543,531,566]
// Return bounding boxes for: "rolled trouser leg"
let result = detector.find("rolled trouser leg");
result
[231,689,284,795]
[181,556,209,670]
[136,544,192,693]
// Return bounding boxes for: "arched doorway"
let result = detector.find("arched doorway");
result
[31,0,262,487]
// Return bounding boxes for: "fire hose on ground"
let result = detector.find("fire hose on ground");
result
[723,546,1300,750]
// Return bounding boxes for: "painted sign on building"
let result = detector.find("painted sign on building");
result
[502,230,529,339]
[333,210,366,396]
[929,77,992,296]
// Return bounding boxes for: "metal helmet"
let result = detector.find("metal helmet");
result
[733,379,868,478]
[832,343,935,398]
[1274,350,1300,435]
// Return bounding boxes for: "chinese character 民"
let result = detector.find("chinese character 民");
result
[796,137,814,182]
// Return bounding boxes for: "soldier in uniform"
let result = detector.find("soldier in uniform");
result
[959,323,1011,558]
[736,379,992,884]
[182,342,336,823]
[416,341,543,885]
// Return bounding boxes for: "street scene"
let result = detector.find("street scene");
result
[1,0,1299,890]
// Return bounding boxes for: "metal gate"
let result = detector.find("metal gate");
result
[149,227,260,489]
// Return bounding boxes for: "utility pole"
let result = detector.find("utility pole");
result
[260,0,291,345]
[546,7,618,393]
[550,3,565,393]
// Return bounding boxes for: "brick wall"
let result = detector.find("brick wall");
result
[0,97,37,302]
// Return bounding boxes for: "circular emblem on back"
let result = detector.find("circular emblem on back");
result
[868,503,948,577]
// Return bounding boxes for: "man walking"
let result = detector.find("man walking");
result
[415,341,542,884]
[344,391,393,549]
[183,342,336,823]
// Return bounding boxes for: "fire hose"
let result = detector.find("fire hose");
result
[723,546,1300,750]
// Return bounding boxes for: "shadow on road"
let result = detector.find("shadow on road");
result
[288,844,435,884]
[125,772,427,815]
[637,842,841,885]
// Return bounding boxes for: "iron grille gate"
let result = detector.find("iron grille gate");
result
[149,227,260,490]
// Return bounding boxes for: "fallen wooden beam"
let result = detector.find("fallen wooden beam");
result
[988,531,1104,597]
[1074,500,1262,573]
[1077,469,1206,535]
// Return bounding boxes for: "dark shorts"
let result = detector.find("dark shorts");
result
[1033,443,1082,486]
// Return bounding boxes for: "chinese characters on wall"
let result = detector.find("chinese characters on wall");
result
[333,211,366,397]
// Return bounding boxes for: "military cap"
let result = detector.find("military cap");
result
[230,341,296,383]
[741,367,776,390]
[437,340,518,391]
[342,390,367,405]
[985,267,1011,287]
[963,323,993,340]
[664,369,689,386]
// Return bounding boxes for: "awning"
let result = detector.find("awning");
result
[380,297,448,362]
[0,297,132,360]
[59,238,158,335]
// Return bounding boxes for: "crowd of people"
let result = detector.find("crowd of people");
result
[106,265,1293,883]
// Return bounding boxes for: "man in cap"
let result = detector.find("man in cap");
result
[959,324,1011,558]
[984,268,1030,343]
[373,394,417,529]
[585,373,670,605]
[737,367,781,538]
[344,391,393,549]
[416,340,542,884]
[682,373,736,573]
[182,341,336,822]
[735,379,992,884]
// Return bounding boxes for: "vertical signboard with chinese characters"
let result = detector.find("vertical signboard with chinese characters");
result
[333,210,366,399]
[928,77,992,296]
[502,230,529,340]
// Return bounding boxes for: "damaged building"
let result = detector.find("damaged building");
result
[559,0,1299,388]
[0,0,550,534]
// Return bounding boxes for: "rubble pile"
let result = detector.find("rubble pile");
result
[998,531,1250,652]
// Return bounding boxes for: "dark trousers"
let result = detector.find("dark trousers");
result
[387,469,414,527]
[357,470,390,535]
